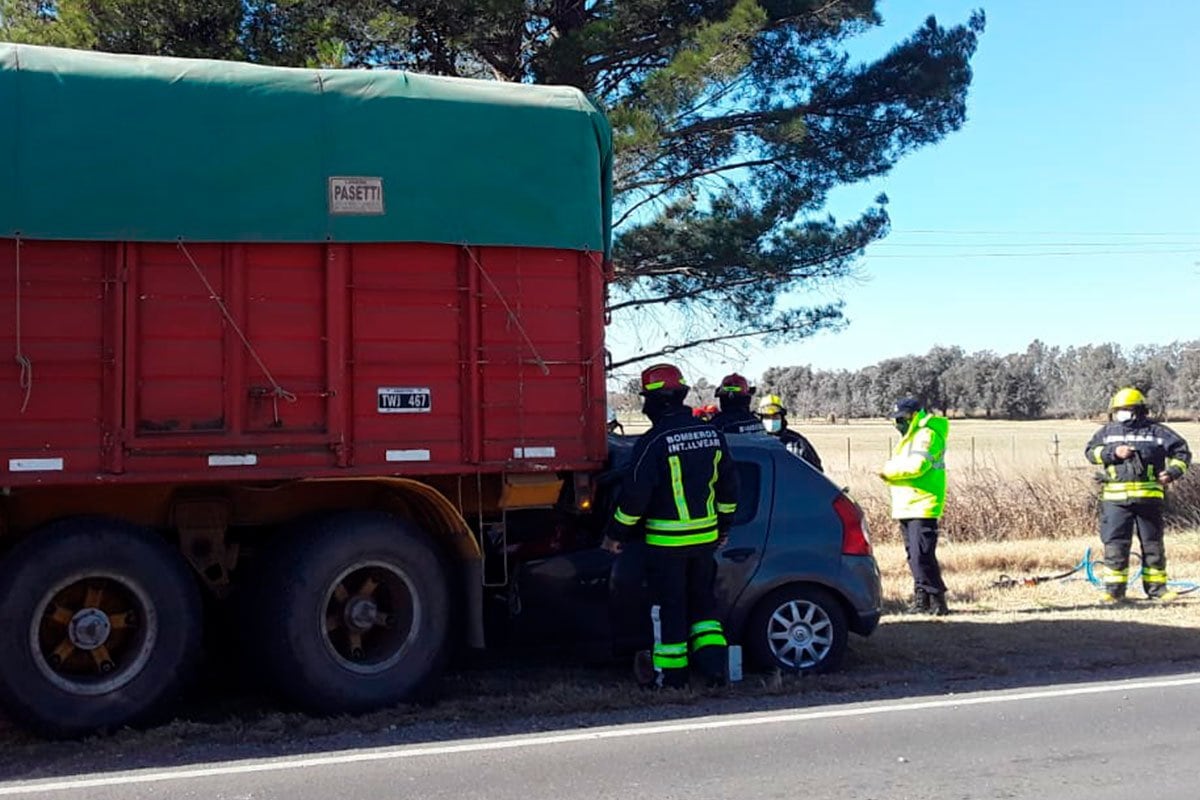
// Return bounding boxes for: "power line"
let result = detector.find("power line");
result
[870,241,1200,249]
[891,229,1200,237]
[865,248,1200,259]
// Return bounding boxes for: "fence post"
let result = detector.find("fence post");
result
[1052,433,1060,467]
[846,436,851,471]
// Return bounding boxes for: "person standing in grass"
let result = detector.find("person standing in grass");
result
[1085,387,1191,603]
[880,397,951,616]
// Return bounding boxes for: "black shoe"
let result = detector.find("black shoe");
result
[907,589,930,614]
[928,592,950,616]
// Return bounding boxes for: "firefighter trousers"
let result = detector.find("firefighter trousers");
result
[645,544,727,687]
[900,518,947,595]
[1100,500,1168,598]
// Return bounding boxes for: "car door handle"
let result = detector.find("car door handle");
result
[721,547,756,563]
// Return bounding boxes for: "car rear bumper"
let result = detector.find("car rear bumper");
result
[853,608,881,636]
[840,554,883,636]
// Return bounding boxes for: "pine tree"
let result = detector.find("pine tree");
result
[3,1,985,364]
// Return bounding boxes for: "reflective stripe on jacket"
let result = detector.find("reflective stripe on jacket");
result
[881,409,948,519]
[607,406,739,548]
[1084,418,1191,503]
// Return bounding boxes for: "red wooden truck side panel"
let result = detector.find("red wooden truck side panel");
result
[0,238,606,486]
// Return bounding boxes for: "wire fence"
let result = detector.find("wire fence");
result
[809,433,1095,474]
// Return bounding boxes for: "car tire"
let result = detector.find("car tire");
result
[0,517,203,738]
[247,512,451,714]
[745,584,848,674]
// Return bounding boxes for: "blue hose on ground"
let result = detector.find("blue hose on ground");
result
[1081,546,1200,594]
[992,547,1200,595]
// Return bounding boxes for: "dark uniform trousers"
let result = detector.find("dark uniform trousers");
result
[646,543,725,687]
[1101,500,1167,598]
[900,518,946,595]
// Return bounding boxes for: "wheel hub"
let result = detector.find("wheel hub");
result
[345,597,380,631]
[322,562,420,675]
[32,573,155,696]
[68,608,112,651]
[789,624,812,646]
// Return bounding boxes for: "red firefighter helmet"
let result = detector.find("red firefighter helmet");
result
[716,373,753,396]
[639,363,689,395]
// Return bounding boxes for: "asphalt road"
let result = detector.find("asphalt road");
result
[3,674,1199,800]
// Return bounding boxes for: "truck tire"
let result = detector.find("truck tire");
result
[0,518,203,738]
[249,512,451,714]
[745,584,848,675]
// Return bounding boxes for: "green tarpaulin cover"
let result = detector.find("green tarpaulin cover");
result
[0,44,612,253]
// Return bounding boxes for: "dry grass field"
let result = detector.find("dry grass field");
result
[618,416,1200,542]
[804,418,1200,475]
[814,419,1200,544]
[618,416,1200,476]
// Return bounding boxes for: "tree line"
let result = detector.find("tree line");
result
[759,340,1200,420]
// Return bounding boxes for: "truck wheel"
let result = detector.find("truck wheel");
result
[0,518,203,737]
[745,585,848,675]
[250,512,451,714]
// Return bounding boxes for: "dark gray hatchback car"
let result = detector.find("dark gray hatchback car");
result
[489,433,883,674]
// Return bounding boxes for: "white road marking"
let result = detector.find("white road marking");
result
[3,674,1200,796]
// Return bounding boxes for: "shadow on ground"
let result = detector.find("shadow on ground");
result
[1,613,1199,784]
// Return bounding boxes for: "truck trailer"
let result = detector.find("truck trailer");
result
[0,43,612,736]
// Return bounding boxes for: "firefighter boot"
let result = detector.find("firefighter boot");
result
[1100,584,1127,604]
[661,668,690,690]
[907,589,930,614]
[1146,586,1180,603]
[928,592,950,616]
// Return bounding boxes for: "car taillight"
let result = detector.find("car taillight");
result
[833,493,872,556]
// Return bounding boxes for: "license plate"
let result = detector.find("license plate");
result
[377,387,432,414]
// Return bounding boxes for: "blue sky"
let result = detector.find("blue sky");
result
[610,0,1200,383]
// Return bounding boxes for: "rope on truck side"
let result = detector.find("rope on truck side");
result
[177,239,296,425]
[12,235,32,413]
[461,245,550,376]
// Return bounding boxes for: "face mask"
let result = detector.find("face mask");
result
[764,418,782,434]
[894,417,910,434]
[1114,409,1135,423]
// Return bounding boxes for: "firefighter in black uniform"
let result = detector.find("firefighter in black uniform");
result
[710,373,767,435]
[1085,387,1191,602]
[758,393,824,472]
[603,363,738,688]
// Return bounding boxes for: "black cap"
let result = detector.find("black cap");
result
[889,397,922,418]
